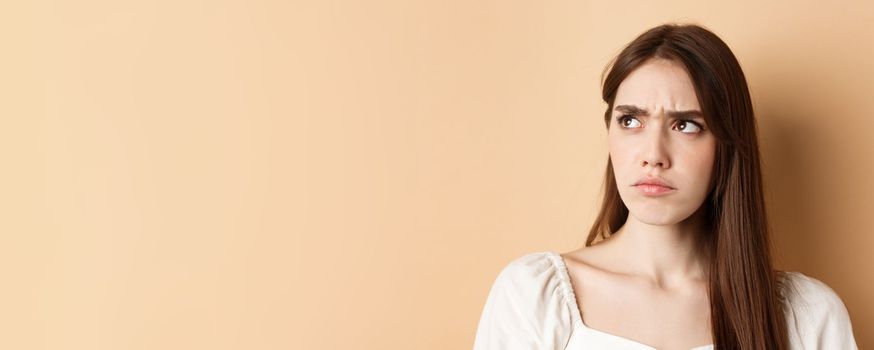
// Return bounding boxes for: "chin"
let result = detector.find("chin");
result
[626,202,695,226]
[630,211,686,226]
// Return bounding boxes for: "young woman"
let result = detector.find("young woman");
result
[473,23,858,350]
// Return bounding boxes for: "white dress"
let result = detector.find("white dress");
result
[473,251,859,350]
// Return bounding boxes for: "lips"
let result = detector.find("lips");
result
[633,176,675,189]
[633,176,676,196]
[635,184,675,195]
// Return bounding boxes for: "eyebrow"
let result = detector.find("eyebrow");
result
[614,104,704,119]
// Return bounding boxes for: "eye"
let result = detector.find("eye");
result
[673,120,704,134]
[616,115,641,128]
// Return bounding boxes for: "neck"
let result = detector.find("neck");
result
[609,206,710,287]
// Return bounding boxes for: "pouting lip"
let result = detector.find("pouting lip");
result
[633,176,675,189]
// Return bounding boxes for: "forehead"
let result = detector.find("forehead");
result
[613,58,700,111]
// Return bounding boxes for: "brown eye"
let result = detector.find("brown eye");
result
[674,120,703,134]
[617,115,641,128]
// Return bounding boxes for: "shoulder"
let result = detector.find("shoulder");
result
[473,251,579,350]
[495,251,561,283]
[778,271,850,317]
[488,251,576,309]
[778,271,859,349]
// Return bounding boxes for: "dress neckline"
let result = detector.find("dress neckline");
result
[544,250,714,350]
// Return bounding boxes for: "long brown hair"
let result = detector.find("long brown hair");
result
[586,23,788,349]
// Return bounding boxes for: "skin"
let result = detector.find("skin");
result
[561,58,718,350]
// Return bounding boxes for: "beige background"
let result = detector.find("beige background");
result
[2,0,872,349]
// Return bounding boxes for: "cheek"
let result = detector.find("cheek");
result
[608,135,635,185]
[681,143,716,188]
[607,131,631,163]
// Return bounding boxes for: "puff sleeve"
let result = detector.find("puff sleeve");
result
[781,271,859,350]
[473,252,575,350]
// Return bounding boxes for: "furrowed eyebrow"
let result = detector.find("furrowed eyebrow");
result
[614,105,649,116]
[614,104,704,119]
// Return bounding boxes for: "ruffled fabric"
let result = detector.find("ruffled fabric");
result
[780,271,859,349]
[473,252,575,350]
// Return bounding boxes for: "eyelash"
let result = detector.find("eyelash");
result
[615,114,706,133]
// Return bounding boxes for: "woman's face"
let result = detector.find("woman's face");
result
[608,58,717,226]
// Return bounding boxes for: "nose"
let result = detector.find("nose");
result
[641,127,670,169]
